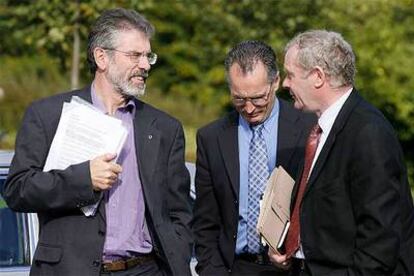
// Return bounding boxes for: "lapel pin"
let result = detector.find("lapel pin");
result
[148,134,153,140]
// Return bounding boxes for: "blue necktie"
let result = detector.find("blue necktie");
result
[247,124,269,253]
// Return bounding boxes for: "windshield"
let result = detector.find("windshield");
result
[0,177,26,267]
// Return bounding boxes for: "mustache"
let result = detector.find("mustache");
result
[130,70,148,79]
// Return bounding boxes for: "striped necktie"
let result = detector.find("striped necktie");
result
[247,124,269,253]
[285,124,322,257]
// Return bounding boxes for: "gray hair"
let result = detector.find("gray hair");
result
[285,30,355,88]
[87,8,155,74]
[224,40,279,85]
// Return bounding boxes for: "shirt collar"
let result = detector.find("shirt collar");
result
[91,82,136,116]
[239,98,280,133]
[318,88,352,134]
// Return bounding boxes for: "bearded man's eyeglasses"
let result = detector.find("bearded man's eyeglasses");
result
[103,48,157,65]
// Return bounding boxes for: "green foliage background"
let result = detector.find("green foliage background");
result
[0,0,413,190]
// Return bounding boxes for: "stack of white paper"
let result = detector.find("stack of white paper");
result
[43,96,128,216]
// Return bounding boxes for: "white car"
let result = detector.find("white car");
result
[0,151,197,275]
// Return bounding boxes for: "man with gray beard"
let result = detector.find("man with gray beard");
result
[3,8,193,276]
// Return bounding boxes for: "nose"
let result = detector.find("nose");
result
[244,101,256,114]
[138,56,151,71]
[282,77,289,89]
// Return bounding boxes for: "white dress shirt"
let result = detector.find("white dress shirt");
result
[294,88,353,259]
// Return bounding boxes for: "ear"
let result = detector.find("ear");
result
[313,66,326,89]
[94,47,109,71]
[272,73,280,91]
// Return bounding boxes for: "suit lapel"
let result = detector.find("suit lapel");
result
[305,90,361,194]
[277,100,301,168]
[133,100,160,210]
[217,111,240,199]
[277,100,304,210]
[76,86,93,103]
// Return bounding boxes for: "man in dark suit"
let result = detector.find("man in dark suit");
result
[269,30,414,275]
[2,8,192,276]
[192,41,315,276]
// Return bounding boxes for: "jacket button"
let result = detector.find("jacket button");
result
[98,230,105,236]
[92,260,100,267]
[233,234,237,240]
[234,200,238,205]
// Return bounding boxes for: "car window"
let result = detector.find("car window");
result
[0,178,27,267]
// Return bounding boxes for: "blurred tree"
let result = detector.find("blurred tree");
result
[317,0,414,184]
[0,55,70,148]
[0,0,126,88]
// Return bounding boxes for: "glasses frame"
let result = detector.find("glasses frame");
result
[231,83,273,107]
[103,48,157,65]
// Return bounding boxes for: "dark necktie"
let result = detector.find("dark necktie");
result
[285,124,322,257]
[247,124,269,253]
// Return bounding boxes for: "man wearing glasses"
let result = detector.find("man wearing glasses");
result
[192,40,315,275]
[4,8,192,276]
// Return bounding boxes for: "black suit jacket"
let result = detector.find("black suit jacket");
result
[193,99,315,275]
[3,87,193,276]
[296,90,414,275]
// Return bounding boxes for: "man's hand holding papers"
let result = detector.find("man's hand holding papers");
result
[43,96,128,216]
[90,153,123,191]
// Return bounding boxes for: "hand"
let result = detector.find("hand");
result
[268,248,291,270]
[90,153,122,191]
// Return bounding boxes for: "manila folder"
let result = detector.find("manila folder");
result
[257,166,295,252]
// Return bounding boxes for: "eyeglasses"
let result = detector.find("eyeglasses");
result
[231,84,273,107]
[103,48,157,65]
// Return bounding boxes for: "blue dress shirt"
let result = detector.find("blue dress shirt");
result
[235,99,280,254]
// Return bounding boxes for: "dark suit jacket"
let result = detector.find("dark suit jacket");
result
[193,99,315,275]
[2,87,193,276]
[295,90,414,275]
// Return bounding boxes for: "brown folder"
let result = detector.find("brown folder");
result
[257,166,295,252]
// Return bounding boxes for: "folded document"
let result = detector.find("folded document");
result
[43,96,128,216]
[257,166,295,252]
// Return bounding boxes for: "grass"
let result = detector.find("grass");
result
[0,199,7,209]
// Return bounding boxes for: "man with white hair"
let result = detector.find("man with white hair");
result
[269,30,414,275]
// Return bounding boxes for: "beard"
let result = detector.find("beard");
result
[107,62,148,98]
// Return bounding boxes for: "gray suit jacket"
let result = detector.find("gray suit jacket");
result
[3,86,193,276]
